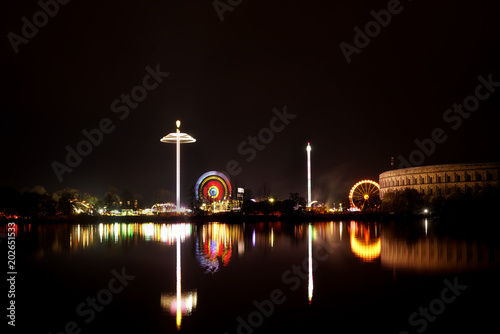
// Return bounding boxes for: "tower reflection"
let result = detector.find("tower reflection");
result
[159,223,197,330]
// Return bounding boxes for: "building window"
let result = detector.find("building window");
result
[456,174,461,182]
[486,172,493,181]
[445,174,450,182]
[429,188,433,195]
[466,173,471,182]
[437,176,441,183]
[476,173,482,181]
[428,176,433,184]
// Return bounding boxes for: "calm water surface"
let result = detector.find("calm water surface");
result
[5,220,500,333]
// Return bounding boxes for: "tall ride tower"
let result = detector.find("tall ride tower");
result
[160,120,196,211]
[306,142,311,207]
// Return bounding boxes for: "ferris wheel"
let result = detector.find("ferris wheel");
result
[349,180,380,211]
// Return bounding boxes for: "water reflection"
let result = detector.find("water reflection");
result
[381,222,500,273]
[308,224,314,303]
[3,219,500,331]
[195,223,239,274]
[349,221,381,262]
[160,227,197,331]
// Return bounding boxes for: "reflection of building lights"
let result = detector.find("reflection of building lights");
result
[252,230,256,247]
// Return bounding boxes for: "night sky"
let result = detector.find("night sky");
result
[2,0,500,206]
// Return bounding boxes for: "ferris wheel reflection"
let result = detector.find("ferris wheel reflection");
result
[349,221,381,262]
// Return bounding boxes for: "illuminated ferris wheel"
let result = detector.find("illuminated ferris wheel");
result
[195,171,232,204]
[349,180,380,211]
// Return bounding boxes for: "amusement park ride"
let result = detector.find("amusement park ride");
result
[156,131,380,213]
[160,120,196,211]
[348,180,381,211]
[195,171,234,212]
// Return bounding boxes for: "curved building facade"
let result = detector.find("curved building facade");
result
[379,162,500,198]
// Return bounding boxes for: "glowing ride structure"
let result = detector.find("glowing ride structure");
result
[195,171,232,211]
[306,142,312,207]
[160,120,196,211]
[349,180,380,211]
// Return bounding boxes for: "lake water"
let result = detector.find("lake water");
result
[5,219,500,334]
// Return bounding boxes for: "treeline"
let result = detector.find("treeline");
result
[381,186,500,219]
[0,186,163,219]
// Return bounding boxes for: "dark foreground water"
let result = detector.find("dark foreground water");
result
[3,219,500,334]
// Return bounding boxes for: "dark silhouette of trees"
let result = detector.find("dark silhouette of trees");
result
[382,189,425,215]
[103,187,120,211]
[0,186,21,215]
[54,188,79,216]
[120,188,134,209]
[289,193,306,207]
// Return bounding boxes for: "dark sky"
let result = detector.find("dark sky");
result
[2,0,500,206]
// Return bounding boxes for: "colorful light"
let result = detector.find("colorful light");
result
[348,180,380,210]
[306,142,312,207]
[195,171,232,205]
[308,224,314,303]
[160,224,197,330]
[160,120,196,211]
[195,223,233,274]
[349,221,381,262]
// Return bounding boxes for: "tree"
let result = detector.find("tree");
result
[289,193,306,207]
[187,183,200,210]
[382,189,425,214]
[103,187,120,211]
[54,188,79,216]
[281,199,296,215]
[243,188,254,202]
[0,186,21,215]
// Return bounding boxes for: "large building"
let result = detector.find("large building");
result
[379,162,500,198]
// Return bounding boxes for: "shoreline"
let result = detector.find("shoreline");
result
[0,211,431,224]
[1,210,493,226]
